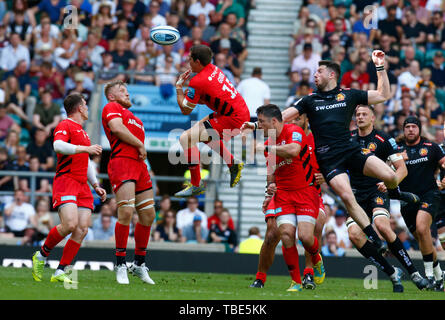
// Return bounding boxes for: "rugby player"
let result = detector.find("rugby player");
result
[102,80,156,285]
[253,104,323,292]
[436,161,445,250]
[32,93,107,283]
[396,116,445,291]
[243,51,418,254]
[250,113,326,290]
[174,45,249,197]
[347,105,428,292]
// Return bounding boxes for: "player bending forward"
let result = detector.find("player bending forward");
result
[249,113,326,290]
[174,44,250,197]
[254,104,323,292]
[32,93,107,283]
[102,80,156,285]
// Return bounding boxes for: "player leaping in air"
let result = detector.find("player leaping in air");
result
[243,50,419,255]
[174,44,250,197]
[32,93,107,283]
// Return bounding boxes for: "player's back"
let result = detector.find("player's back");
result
[101,101,145,161]
[188,64,249,117]
[53,119,90,182]
[265,123,316,191]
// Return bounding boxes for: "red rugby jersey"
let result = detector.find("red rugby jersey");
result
[102,102,145,161]
[264,124,316,191]
[184,64,249,117]
[53,118,90,183]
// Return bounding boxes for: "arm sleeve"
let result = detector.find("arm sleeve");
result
[380,136,399,159]
[87,158,99,186]
[292,96,308,115]
[53,140,77,155]
[53,122,70,143]
[103,103,123,124]
[350,89,368,106]
[288,126,304,147]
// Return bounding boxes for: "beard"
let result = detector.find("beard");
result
[405,134,420,144]
[116,97,132,108]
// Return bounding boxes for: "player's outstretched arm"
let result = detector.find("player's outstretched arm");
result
[176,70,195,115]
[265,142,302,159]
[367,50,392,105]
[54,140,102,156]
[282,106,300,123]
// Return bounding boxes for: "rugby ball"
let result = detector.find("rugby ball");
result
[150,26,180,45]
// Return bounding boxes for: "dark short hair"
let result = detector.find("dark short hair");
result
[318,60,341,81]
[41,61,52,70]
[256,104,283,122]
[64,93,85,116]
[190,44,213,66]
[248,227,260,236]
[355,105,375,115]
[252,67,262,76]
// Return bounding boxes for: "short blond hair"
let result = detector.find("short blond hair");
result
[104,80,126,101]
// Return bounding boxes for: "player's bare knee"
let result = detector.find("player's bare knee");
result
[297,230,312,246]
[347,224,363,244]
[338,192,355,208]
[179,131,192,148]
[416,223,429,237]
[265,229,280,248]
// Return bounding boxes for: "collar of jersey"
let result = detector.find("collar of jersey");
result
[314,85,341,96]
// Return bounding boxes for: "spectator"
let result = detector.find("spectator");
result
[32,90,62,136]
[31,0,67,25]
[92,203,117,230]
[419,89,443,125]
[32,17,58,63]
[1,60,33,115]
[69,47,94,80]
[238,226,263,254]
[155,194,171,223]
[188,0,215,26]
[219,13,246,48]
[37,61,65,107]
[208,208,237,251]
[0,147,15,205]
[32,13,61,41]
[156,44,182,70]
[184,26,209,57]
[210,23,246,62]
[321,229,346,257]
[155,55,178,99]
[0,104,20,141]
[196,13,216,44]
[154,209,182,242]
[1,129,20,160]
[207,200,235,230]
[84,31,105,72]
[3,189,35,239]
[215,0,246,28]
[426,11,445,50]
[340,60,370,90]
[429,51,445,89]
[26,129,54,171]
[401,7,427,49]
[403,0,430,25]
[285,81,312,108]
[214,52,236,85]
[182,214,209,243]
[92,214,115,241]
[130,25,152,55]
[325,208,350,248]
[147,0,166,27]
[30,198,53,244]
[115,0,145,38]
[236,67,271,119]
[176,196,207,233]
[132,54,155,85]
[11,145,29,191]
[111,38,136,70]
[218,39,242,79]
[66,72,92,104]
[373,4,403,44]
[97,51,125,85]
[2,0,36,29]
[292,28,323,59]
[415,68,436,97]
[3,75,28,123]
[291,43,321,83]
[5,9,33,45]
[21,156,51,195]
[0,32,30,71]
[148,0,169,17]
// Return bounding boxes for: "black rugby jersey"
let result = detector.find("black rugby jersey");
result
[350,129,399,192]
[440,143,445,196]
[398,139,445,195]
[292,86,368,159]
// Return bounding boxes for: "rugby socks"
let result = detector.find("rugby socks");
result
[58,239,81,270]
[363,225,384,248]
[115,222,130,266]
[357,240,395,277]
[433,260,443,281]
[255,272,267,284]
[282,245,302,284]
[302,237,321,265]
[304,268,314,276]
[206,139,234,168]
[186,146,201,187]
[388,237,417,275]
[40,226,65,257]
[134,223,151,266]
[423,253,434,278]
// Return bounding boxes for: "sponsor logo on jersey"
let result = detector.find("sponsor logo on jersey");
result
[375,197,384,205]
[367,142,377,152]
[61,195,77,202]
[361,148,371,155]
[419,148,428,156]
[406,157,428,165]
[55,130,67,136]
[315,102,347,112]
[421,202,429,209]
[375,134,384,142]
[389,138,397,150]
[186,87,195,99]
[128,118,143,130]
[292,132,302,142]
[336,93,345,101]
[217,72,225,84]
[208,68,218,81]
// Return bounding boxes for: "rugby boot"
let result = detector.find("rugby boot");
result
[388,187,420,204]
[286,280,302,292]
[249,279,264,288]
[434,273,444,292]
[391,267,404,293]
[115,264,129,284]
[31,251,45,282]
[410,272,430,290]
[313,254,326,285]
[50,271,78,284]
[229,160,244,188]
[426,277,436,291]
[174,181,205,198]
[302,273,316,290]
[128,263,155,284]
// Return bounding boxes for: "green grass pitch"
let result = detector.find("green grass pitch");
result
[0,266,444,300]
